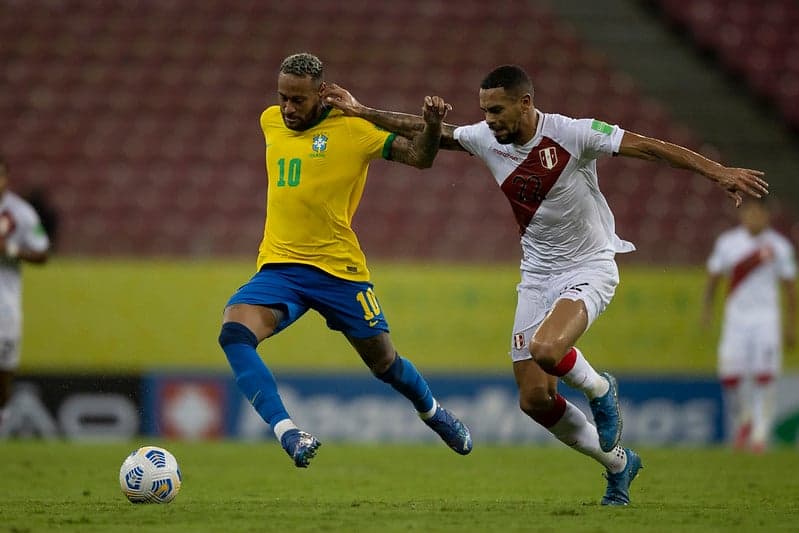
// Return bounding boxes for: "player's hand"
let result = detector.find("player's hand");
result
[422,96,451,126]
[709,167,769,207]
[322,83,362,116]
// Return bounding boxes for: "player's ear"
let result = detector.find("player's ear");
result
[318,81,327,96]
[520,93,532,111]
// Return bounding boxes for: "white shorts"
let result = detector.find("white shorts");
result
[718,320,782,378]
[0,337,20,371]
[509,259,619,362]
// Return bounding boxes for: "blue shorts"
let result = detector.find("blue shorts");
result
[225,263,390,339]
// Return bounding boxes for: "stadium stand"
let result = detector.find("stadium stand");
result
[0,0,770,262]
[655,0,799,131]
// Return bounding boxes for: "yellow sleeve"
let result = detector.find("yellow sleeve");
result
[348,117,396,161]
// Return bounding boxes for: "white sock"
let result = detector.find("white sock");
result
[548,399,627,473]
[556,347,609,400]
[273,419,298,442]
[751,378,777,448]
[722,376,750,444]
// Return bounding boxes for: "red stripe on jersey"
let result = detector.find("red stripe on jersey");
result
[499,137,570,235]
[728,246,771,294]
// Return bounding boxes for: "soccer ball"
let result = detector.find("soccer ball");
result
[119,446,182,504]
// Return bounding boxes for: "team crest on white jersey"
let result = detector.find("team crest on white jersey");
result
[539,147,558,170]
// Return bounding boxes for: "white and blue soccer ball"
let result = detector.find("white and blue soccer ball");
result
[119,446,182,504]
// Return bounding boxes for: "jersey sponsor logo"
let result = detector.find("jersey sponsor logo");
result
[310,133,328,158]
[591,119,613,135]
[539,147,558,170]
[491,148,524,162]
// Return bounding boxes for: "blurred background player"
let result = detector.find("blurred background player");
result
[218,53,471,468]
[0,156,50,431]
[323,64,768,505]
[702,200,797,453]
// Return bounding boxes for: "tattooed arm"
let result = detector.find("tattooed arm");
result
[323,83,466,151]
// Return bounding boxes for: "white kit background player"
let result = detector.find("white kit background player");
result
[322,63,768,505]
[702,200,796,452]
[0,156,50,431]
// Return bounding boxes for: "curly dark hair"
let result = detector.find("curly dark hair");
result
[280,53,324,84]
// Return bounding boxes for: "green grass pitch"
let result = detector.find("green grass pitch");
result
[19,258,798,373]
[2,441,798,532]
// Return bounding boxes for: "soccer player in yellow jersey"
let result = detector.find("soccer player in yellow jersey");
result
[218,53,472,468]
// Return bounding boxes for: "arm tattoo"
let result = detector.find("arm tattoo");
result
[359,107,425,138]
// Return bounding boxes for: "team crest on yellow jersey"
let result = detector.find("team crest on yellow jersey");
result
[310,133,328,158]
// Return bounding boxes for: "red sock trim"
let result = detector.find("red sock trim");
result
[551,347,577,377]
[721,376,741,388]
[755,373,774,385]
[532,394,567,428]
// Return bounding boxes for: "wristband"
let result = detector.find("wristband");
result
[5,240,19,258]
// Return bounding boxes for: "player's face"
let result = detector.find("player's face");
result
[479,87,527,145]
[277,73,323,131]
[740,203,770,234]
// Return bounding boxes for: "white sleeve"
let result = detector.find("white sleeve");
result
[776,238,797,280]
[453,123,487,158]
[19,205,50,253]
[571,118,625,160]
[706,235,727,274]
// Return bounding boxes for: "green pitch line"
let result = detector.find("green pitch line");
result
[19,258,797,373]
[2,441,798,532]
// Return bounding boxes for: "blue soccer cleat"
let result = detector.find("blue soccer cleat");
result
[601,448,643,506]
[423,404,473,455]
[589,372,623,452]
[280,429,321,468]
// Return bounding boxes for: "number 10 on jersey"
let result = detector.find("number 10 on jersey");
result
[276,158,301,187]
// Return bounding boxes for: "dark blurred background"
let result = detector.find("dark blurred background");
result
[2,0,797,262]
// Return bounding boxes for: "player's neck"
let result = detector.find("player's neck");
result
[515,109,539,145]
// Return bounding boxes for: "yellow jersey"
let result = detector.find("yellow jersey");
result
[256,105,395,281]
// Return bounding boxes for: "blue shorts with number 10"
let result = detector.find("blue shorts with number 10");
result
[226,263,390,339]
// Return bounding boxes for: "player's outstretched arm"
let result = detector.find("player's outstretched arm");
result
[618,131,768,207]
[386,95,449,169]
[322,84,466,152]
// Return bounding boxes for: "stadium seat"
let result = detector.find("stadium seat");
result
[0,0,742,261]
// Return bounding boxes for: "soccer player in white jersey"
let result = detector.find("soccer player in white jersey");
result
[322,65,768,505]
[702,200,796,453]
[0,156,50,431]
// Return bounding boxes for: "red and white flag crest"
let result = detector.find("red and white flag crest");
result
[539,147,558,170]
[513,332,525,350]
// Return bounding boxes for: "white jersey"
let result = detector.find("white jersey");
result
[0,191,50,336]
[454,111,634,273]
[707,226,796,328]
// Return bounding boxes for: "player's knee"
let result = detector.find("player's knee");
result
[528,338,563,369]
[218,322,258,349]
[518,386,553,417]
